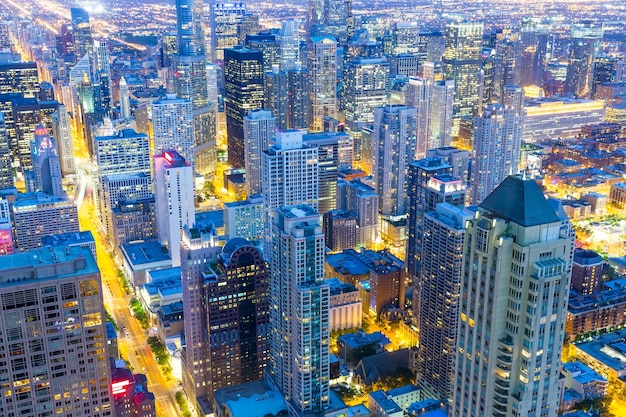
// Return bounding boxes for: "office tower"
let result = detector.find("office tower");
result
[406,157,455,280]
[516,18,548,88]
[0,198,14,254]
[261,131,318,254]
[94,129,152,234]
[206,63,219,107]
[93,40,110,75]
[119,76,131,118]
[180,224,221,413]
[278,20,300,71]
[224,196,264,240]
[244,109,275,196]
[566,22,603,98]
[57,23,75,57]
[0,113,13,190]
[0,245,113,417]
[406,77,433,159]
[452,176,573,417]
[51,104,76,176]
[472,85,523,204]
[238,14,261,45]
[246,31,282,70]
[203,238,269,394]
[70,7,93,63]
[443,20,483,136]
[264,66,288,130]
[372,104,417,217]
[592,56,618,95]
[287,64,310,129]
[175,0,216,176]
[93,40,111,114]
[154,150,194,267]
[151,94,194,165]
[308,36,338,132]
[224,47,264,168]
[11,96,42,174]
[0,62,40,98]
[390,54,420,78]
[30,125,63,197]
[417,203,472,399]
[336,178,379,248]
[112,197,157,248]
[344,57,388,162]
[308,0,351,44]
[430,80,455,150]
[268,205,330,415]
[426,146,471,184]
[12,193,79,251]
[39,81,55,102]
[571,249,604,295]
[210,2,247,63]
[393,22,420,55]
[303,131,353,214]
[323,210,357,251]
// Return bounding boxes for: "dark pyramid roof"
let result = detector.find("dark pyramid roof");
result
[479,176,560,227]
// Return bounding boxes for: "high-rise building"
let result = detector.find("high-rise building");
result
[0,62,40,98]
[372,104,417,217]
[12,192,79,251]
[210,2,247,63]
[430,79,455,150]
[92,40,111,115]
[452,176,573,417]
[303,131,353,213]
[203,238,269,393]
[308,36,338,132]
[0,198,14,255]
[336,178,379,248]
[308,0,351,44]
[0,244,113,417]
[261,130,318,254]
[472,85,523,204]
[263,66,288,130]
[516,18,548,88]
[442,20,483,136]
[268,205,330,415]
[70,7,93,62]
[406,77,433,159]
[287,64,310,130]
[151,94,194,165]
[417,203,472,399]
[406,157,454,280]
[278,20,300,71]
[94,129,152,234]
[175,0,216,176]
[566,22,603,98]
[224,47,264,168]
[154,150,194,267]
[119,76,131,119]
[571,249,604,295]
[51,104,76,176]
[344,56,389,163]
[180,224,221,414]
[246,31,281,71]
[30,125,63,197]
[0,112,13,190]
[243,109,275,196]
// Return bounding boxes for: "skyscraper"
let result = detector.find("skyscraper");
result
[452,176,573,417]
[0,112,13,190]
[70,7,93,62]
[204,238,269,393]
[154,150,194,267]
[0,62,40,98]
[516,18,548,88]
[119,76,131,119]
[210,2,247,63]
[443,20,483,136]
[417,202,472,399]
[308,0,351,44]
[0,245,113,417]
[175,0,216,176]
[261,130,318,254]
[263,66,288,130]
[372,104,417,217]
[406,77,433,159]
[308,36,338,132]
[30,125,63,197]
[224,47,264,168]
[268,205,330,415]
[472,85,523,204]
[566,22,603,98]
[287,64,310,130]
[51,104,76,177]
[430,80,455,150]
[405,157,454,281]
[243,109,275,196]
[278,20,300,71]
[151,94,194,165]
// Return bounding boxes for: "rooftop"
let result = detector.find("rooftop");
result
[121,240,171,266]
[479,176,560,227]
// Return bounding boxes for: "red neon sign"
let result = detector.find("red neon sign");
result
[112,379,131,396]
